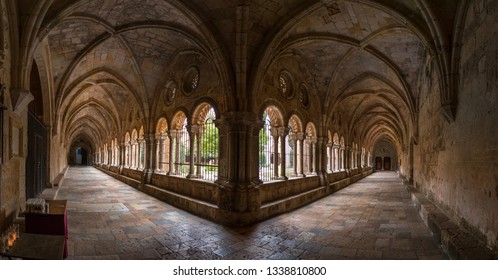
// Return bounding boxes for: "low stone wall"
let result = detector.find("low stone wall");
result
[142,183,219,222]
[151,173,218,205]
[327,171,348,183]
[122,168,142,181]
[259,176,320,204]
[408,186,497,259]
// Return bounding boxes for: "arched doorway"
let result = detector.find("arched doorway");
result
[26,60,48,199]
[75,147,88,165]
[373,140,397,171]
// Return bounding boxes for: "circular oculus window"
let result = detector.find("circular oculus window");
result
[278,71,294,99]
[182,67,200,95]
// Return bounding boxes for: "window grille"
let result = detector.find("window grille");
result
[175,121,190,177]
[198,109,218,181]
[259,114,273,182]
[286,130,296,177]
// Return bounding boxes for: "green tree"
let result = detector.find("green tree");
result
[201,119,219,160]
[259,113,269,166]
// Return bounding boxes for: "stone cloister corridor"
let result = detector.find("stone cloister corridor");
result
[0,0,497,261]
[59,167,442,260]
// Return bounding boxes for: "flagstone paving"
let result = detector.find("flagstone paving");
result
[57,167,444,260]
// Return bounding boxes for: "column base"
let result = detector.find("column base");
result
[272,176,288,180]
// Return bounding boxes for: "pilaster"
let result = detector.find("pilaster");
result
[215,112,263,214]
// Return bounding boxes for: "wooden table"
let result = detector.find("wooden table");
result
[1,233,66,260]
[25,199,68,258]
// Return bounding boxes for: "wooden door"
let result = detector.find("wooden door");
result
[384,157,391,171]
[375,157,382,170]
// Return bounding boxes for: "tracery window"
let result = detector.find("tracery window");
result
[131,129,138,169]
[125,132,131,167]
[278,71,294,99]
[138,126,145,170]
[155,118,170,174]
[259,106,287,182]
[197,107,218,181]
[183,66,200,95]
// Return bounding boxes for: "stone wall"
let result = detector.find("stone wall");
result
[151,173,218,205]
[259,176,320,204]
[414,1,498,249]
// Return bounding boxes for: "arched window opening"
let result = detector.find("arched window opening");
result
[351,142,357,169]
[177,120,190,177]
[125,132,131,167]
[259,106,286,182]
[155,118,170,174]
[114,137,119,166]
[131,129,138,169]
[259,112,273,182]
[197,107,218,181]
[326,131,333,173]
[286,115,304,178]
[304,123,317,175]
[339,136,345,170]
[110,139,115,166]
[169,112,189,177]
[104,143,108,165]
[138,126,145,170]
[332,133,339,171]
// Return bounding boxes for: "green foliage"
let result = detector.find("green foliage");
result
[201,120,219,160]
[259,112,270,166]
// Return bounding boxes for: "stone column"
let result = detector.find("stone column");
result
[175,130,182,175]
[196,127,203,177]
[119,142,125,173]
[215,112,263,216]
[156,134,167,173]
[155,133,162,172]
[187,125,199,179]
[290,133,298,177]
[316,136,329,186]
[167,130,177,175]
[130,142,135,168]
[297,132,305,177]
[107,146,112,169]
[143,134,155,183]
[310,137,317,174]
[346,146,351,171]
[339,147,344,170]
[270,127,279,179]
[278,127,289,180]
[327,143,333,172]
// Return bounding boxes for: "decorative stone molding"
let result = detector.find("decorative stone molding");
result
[12,89,34,115]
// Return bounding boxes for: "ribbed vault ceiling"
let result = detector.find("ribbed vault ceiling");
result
[25,0,458,153]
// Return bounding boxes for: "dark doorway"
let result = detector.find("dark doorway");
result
[26,112,47,199]
[384,157,391,171]
[81,148,88,165]
[75,147,88,165]
[375,157,383,170]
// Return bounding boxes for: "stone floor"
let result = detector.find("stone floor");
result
[57,167,444,260]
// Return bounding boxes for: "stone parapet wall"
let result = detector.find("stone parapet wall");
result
[151,173,218,205]
[259,176,320,204]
